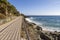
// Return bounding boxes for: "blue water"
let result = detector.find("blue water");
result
[26,16,60,32]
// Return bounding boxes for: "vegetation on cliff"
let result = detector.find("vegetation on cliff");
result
[0,0,20,25]
[0,0,20,19]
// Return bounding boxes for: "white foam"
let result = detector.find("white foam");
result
[25,18,43,25]
[25,18,33,22]
[25,18,60,32]
[42,26,60,32]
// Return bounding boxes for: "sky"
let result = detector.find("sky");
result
[8,0,60,15]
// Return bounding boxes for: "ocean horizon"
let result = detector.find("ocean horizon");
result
[26,16,60,32]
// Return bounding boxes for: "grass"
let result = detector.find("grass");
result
[21,21,39,40]
[0,14,17,25]
[0,13,6,19]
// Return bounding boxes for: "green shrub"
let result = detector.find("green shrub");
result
[0,13,6,19]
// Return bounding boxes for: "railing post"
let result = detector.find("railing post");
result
[24,21,30,40]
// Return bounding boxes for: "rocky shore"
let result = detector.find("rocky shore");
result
[21,15,60,40]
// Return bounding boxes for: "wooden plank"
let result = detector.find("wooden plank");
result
[0,16,24,40]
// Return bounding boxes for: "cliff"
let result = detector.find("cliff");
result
[0,0,20,19]
[0,0,20,25]
[0,0,60,40]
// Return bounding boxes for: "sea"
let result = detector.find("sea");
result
[25,16,60,32]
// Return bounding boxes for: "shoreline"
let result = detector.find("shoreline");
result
[25,18,60,33]
[21,15,60,40]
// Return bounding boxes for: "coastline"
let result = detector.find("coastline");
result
[25,17,60,33]
[25,17,60,32]
[19,14,60,40]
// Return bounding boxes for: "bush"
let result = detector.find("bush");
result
[0,13,6,19]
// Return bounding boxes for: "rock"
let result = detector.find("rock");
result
[36,26,42,31]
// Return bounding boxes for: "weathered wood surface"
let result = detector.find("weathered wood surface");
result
[0,16,24,40]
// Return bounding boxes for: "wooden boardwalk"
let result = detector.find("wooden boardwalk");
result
[0,16,24,40]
